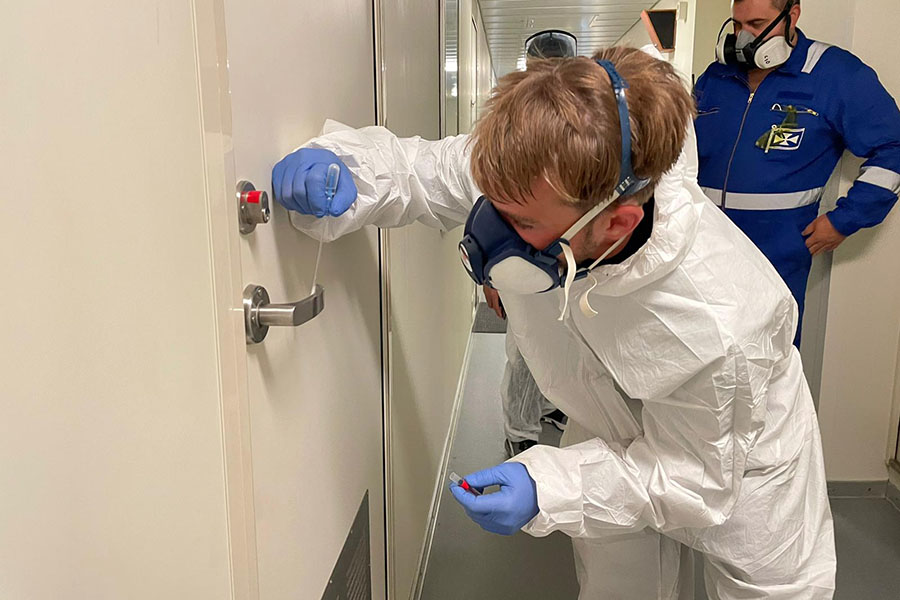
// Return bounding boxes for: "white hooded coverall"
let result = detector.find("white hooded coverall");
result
[290,119,837,598]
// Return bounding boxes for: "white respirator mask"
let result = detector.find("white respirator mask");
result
[715,8,795,70]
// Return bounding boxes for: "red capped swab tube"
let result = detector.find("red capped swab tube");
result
[449,471,482,496]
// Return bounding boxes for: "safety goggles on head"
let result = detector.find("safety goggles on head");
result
[459,60,649,315]
[716,7,795,70]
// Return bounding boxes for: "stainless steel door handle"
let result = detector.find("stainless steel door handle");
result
[243,284,325,344]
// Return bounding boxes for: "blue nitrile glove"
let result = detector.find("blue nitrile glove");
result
[449,462,539,536]
[271,148,358,217]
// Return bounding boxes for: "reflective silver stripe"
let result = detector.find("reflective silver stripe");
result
[802,42,833,74]
[701,186,824,210]
[858,166,900,195]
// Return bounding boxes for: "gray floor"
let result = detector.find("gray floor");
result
[831,498,900,599]
[420,312,900,599]
[472,302,508,334]
[420,333,579,600]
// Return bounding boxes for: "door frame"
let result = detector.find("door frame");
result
[890,327,900,466]
[371,0,398,595]
[193,0,391,597]
[191,0,265,597]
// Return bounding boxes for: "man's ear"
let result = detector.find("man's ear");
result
[790,4,801,33]
[606,204,645,239]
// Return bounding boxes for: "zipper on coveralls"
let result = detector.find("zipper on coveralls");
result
[721,90,756,211]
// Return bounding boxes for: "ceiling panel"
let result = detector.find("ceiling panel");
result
[479,0,659,76]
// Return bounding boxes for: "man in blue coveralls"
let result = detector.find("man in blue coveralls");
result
[694,0,900,346]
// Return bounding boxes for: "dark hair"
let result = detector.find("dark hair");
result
[735,0,800,9]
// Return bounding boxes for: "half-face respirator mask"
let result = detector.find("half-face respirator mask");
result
[715,7,795,70]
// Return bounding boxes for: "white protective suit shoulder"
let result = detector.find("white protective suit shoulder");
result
[290,98,834,599]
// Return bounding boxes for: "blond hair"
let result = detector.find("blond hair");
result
[470,47,694,210]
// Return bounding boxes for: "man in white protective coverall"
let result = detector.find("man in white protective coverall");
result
[274,46,836,599]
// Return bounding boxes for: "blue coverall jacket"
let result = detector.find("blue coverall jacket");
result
[694,30,900,344]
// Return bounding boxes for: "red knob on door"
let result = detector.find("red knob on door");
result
[237,180,270,234]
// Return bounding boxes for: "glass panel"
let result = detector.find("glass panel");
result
[443,0,459,137]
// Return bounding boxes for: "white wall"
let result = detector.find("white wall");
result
[802,0,900,481]
[381,1,477,597]
[798,1,856,48]
[692,0,732,80]
[0,3,233,598]
[673,1,697,79]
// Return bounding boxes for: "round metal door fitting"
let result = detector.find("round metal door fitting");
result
[243,284,271,344]
[237,180,271,234]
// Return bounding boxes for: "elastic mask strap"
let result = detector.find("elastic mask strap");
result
[558,61,644,250]
[584,235,627,272]
[576,236,627,319]
[784,12,795,48]
[750,7,791,53]
[558,242,578,321]
[561,193,620,241]
[557,235,627,321]
[717,17,735,42]
[579,274,601,318]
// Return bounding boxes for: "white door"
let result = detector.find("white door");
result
[195,1,388,598]
[2,1,386,598]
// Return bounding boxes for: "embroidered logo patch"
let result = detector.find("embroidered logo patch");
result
[763,126,806,151]
[756,105,809,153]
